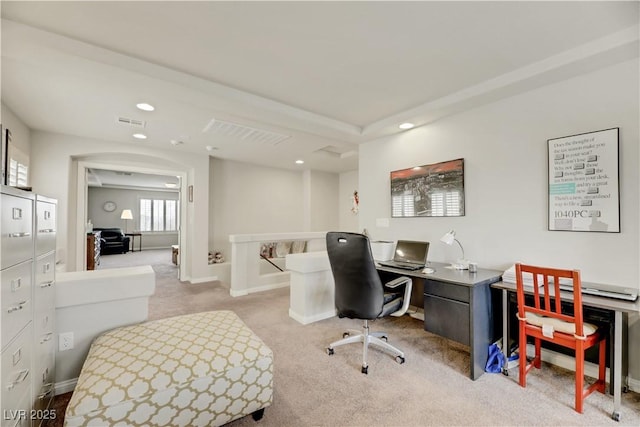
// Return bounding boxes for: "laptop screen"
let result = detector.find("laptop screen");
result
[393,240,429,264]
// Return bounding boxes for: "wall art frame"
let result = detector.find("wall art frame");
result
[390,158,465,218]
[547,127,619,233]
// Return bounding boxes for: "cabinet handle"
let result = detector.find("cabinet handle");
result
[40,281,54,288]
[38,228,55,233]
[42,262,51,273]
[7,301,27,314]
[40,333,53,344]
[8,232,31,238]
[11,278,22,292]
[37,384,54,400]
[7,369,29,390]
[44,211,52,220]
[12,207,23,220]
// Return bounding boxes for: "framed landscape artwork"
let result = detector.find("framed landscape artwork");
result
[390,158,465,218]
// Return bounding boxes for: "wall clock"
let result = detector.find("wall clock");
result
[103,201,117,212]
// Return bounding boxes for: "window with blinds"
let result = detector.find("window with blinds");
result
[431,191,461,217]
[139,198,179,231]
[8,159,28,187]
[392,193,415,217]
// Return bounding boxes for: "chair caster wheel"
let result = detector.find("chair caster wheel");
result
[395,356,405,364]
[381,336,388,342]
[502,369,509,376]
[326,348,334,356]
[611,411,621,422]
[361,366,368,374]
[343,332,350,338]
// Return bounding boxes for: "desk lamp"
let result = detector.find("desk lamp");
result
[120,209,133,233]
[440,230,469,270]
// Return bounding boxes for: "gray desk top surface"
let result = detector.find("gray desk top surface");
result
[377,261,503,287]
[492,280,640,313]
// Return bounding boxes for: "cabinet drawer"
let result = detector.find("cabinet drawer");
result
[34,253,55,314]
[1,193,33,270]
[36,200,56,256]
[33,340,55,416]
[424,280,470,303]
[424,293,470,345]
[1,261,33,349]
[1,327,33,416]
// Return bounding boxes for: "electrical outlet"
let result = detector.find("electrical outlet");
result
[59,332,74,351]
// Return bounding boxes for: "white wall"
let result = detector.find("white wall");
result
[1,104,31,184]
[88,187,179,249]
[308,170,339,231]
[339,170,359,232]
[28,131,209,281]
[209,158,340,260]
[359,59,640,383]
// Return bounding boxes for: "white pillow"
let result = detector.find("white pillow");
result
[524,312,598,336]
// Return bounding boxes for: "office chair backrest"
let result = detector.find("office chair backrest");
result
[326,232,384,320]
[515,263,587,337]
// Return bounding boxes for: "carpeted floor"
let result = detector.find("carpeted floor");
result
[47,249,640,426]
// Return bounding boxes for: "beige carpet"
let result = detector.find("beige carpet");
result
[61,249,640,426]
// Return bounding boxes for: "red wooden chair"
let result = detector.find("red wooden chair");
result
[515,263,606,413]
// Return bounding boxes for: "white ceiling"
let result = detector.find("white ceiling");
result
[1,1,638,176]
[87,168,180,191]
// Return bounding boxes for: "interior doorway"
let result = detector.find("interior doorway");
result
[75,159,188,281]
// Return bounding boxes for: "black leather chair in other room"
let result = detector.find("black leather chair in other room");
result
[95,227,131,255]
[325,231,412,374]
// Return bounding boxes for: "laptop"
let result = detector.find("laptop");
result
[377,240,429,271]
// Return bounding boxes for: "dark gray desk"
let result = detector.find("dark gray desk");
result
[492,280,639,421]
[377,262,502,380]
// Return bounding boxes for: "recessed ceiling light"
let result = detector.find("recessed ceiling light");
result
[399,122,415,130]
[136,103,155,111]
[170,139,184,146]
[295,160,304,164]
[132,133,147,139]
[165,183,178,188]
[206,145,218,151]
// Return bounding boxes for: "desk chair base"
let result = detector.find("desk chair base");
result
[326,320,405,374]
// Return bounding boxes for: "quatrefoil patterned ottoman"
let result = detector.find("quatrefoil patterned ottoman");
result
[64,311,273,426]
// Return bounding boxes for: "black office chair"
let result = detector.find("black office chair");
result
[325,232,412,374]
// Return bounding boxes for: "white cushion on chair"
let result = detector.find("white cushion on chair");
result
[524,312,598,336]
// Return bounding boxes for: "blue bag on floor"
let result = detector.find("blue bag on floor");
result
[485,343,506,373]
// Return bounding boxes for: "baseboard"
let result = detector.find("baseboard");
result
[526,344,619,386]
[190,276,219,284]
[247,282,289,294]
[627,376,640,393]
[289,308,336,325]
[55,378,77,395]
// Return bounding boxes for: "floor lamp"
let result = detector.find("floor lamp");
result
[120,209,133,233]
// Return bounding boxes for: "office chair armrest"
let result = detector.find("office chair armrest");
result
[384,276,413,317]
[385,276,411,289]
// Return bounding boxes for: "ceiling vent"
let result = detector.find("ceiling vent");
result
[203,118,290,146]
[116,116,146,128]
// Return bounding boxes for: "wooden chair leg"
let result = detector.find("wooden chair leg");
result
[597,338,606,394]
[533,338,542,369]
[519,324,527,387]
[575,343,585,414]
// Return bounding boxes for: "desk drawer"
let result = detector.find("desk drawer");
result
[425,280,469,303]
[424,293,470,345]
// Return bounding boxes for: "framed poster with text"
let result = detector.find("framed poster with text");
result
[548,128,619,232]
